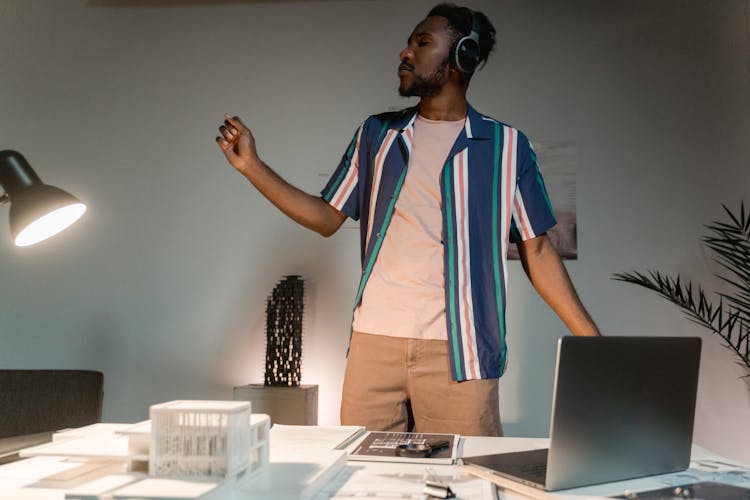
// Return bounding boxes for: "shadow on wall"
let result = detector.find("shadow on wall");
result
[499,277,562,438]
[212,221,355,413]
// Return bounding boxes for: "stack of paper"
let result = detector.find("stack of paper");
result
[231,424,355,499]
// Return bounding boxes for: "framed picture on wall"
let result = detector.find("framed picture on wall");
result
[508,140,578,260]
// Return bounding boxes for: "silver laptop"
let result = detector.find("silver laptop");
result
[465,336,701,491]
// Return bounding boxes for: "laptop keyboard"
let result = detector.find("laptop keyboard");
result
[520,462,548,479]
[466,448,549,487]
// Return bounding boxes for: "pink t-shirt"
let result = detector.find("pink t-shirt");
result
[352,115,466,340]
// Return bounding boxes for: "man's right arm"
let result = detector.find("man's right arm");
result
[216,114,347,237]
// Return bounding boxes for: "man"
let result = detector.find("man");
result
[216,3,599,437]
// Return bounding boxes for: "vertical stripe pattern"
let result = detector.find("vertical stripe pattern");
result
[365,129,399,248]
[491,122,506,367]
[328,126,363,211]
[443,160,461,378]
[501,126,518,298]
[452,149,480,379]
[510,130,535,240]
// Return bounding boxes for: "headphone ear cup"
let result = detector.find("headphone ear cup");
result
[454,37,480,74]
[453,12,481,74]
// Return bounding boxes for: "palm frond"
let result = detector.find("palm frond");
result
[613,202,750,380]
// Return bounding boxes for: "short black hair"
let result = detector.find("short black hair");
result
[427,3,496,70]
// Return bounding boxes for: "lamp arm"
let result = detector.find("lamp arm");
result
[0,192,8,206]
[0,151,43,197]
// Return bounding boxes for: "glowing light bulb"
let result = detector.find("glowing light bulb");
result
[14,202,86,247]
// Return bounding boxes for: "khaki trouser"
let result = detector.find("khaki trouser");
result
[340,331,503,436]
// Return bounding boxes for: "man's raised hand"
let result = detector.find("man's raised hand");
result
[216,114,258,175]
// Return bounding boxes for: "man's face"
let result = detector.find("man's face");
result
[398,16,454,97]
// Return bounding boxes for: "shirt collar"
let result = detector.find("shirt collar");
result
[391,103,494,140]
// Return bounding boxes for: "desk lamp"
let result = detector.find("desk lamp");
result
[0,150,86,247]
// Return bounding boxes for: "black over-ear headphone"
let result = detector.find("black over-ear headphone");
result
[452,11,481,74]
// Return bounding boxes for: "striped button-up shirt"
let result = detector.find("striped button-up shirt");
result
[321,104,556,381]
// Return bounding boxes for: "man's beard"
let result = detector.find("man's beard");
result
[398,57,450,97]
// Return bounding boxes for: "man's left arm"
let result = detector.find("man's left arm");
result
[516,233,600,336]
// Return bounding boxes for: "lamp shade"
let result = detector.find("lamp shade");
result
[0,150,86,247]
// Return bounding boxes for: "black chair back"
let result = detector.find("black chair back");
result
[0,369,103,438]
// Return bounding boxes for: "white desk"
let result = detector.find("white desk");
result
[317,437,750,500]
[0,425,748,500]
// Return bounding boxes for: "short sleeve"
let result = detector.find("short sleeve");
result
[320,124,364,221]
[509,132,557,243]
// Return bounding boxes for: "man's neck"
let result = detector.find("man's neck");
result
[417,89,468,121]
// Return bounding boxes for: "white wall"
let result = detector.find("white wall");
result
[1,0,748,461]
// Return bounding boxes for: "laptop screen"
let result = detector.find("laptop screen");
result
[545,336,701,490]
[462,336,701,492]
